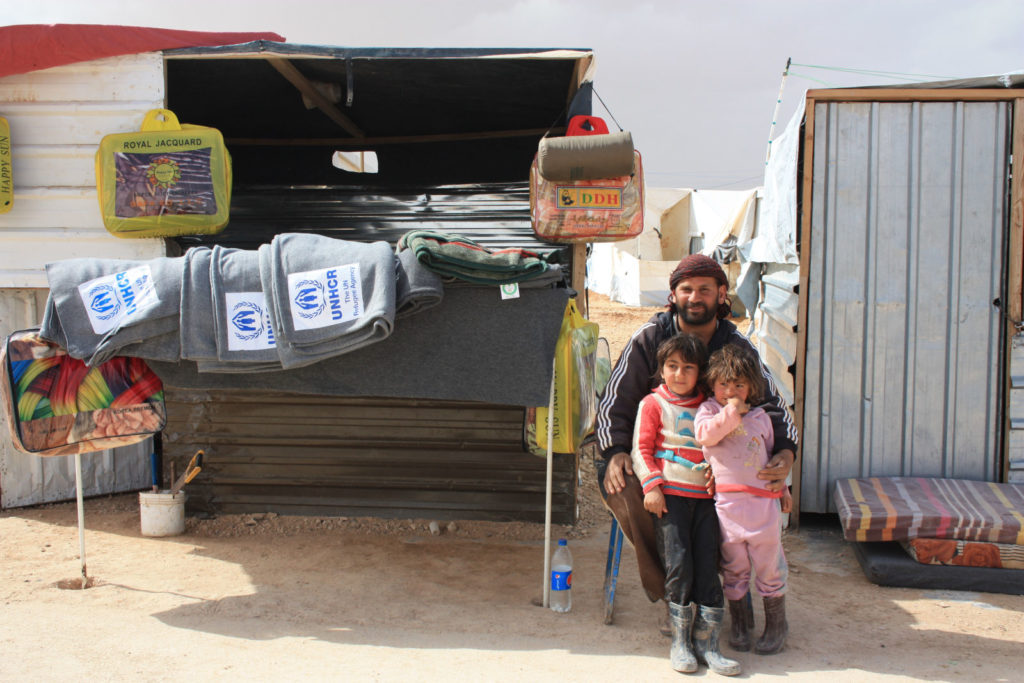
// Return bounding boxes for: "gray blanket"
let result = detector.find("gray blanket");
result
[41,256,185,365]
[261,234,397,369]
[395,248,444,319]
[179,247,217,362]
[210,245,281,366]
[150,286,570,406]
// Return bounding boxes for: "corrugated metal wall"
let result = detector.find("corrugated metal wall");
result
[162,389,576,523]
[162,186,577,523]
[802,100,1009,512]
[1009,333,1024,483]
[0,289,152,508]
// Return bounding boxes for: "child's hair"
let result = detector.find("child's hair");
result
[705,345,765,404]
[655,333,708,377]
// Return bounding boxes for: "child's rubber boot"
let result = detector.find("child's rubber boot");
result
[755,595,788,655]
[727,593,754,652]
[668,601,698,673]
[693,604,742,676]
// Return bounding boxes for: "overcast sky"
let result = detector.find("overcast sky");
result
[9,1,1024,189]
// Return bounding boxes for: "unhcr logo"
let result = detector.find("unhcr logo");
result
[88,284,121,321]
[293,279,325,319]
[230,301,264,342]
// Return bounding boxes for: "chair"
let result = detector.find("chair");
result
[602,514,625,624]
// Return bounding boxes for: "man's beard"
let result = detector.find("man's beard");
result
[675,301,717,326]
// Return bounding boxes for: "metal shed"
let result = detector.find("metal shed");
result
[794,80,1024,513]
[156,42,593,524]
[0,30,596,522]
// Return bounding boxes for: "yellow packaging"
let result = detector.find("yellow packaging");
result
[0,116,12,214]
[95,109,231,238]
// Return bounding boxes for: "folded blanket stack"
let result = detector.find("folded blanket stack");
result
[395,248,444,318]
[260,234,399,370]
[179,247,217,362]
[38,230,571,374]
[41,255,186,366]
[396,230,561,285]
[205,245,282,373]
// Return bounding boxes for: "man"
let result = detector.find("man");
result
[595,253,798,633]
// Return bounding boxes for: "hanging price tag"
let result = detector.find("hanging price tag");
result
[500,283,520,300]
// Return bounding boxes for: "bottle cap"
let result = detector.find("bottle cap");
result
[558,538,567,546]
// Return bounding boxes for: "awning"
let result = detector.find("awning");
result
[0,24,285,78]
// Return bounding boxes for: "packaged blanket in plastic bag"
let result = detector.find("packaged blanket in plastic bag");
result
[525,299,599,455]
[95,108,231,238]
[1,329,166,456]
[530,115,644,244]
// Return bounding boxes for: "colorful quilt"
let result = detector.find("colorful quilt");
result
[2,329,165,456]
[834,477,1024,545]
[903,538,1024,569]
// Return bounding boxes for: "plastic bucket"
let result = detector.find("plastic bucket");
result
[139,490,186,537]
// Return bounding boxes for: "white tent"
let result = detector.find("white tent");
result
[587,187,760,311]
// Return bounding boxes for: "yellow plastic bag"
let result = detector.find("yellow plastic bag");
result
[526,299,599,455]
[95,108,232,238]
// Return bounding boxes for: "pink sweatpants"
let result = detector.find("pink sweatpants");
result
[716,492,788,600]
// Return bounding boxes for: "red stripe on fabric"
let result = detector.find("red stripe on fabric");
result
[918,478,953,539]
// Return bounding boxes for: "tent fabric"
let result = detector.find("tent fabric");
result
[0,24,285,78]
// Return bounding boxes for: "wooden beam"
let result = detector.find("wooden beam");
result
[225,127,564,147]
[791,97,816,528]
[1010,99,1024,326]
[571,243,587,311]
[807,88,1024,102]
[265,56,365,138]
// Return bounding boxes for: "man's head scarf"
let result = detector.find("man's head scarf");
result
[668,254,732,319]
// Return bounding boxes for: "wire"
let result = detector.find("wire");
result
[702,174,765,189]
[790,62,956,82]
[592,88,624,131]
[788,71,840,88]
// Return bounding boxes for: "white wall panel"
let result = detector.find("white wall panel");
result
[0,52,167,287]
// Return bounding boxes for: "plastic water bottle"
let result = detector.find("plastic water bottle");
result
[550,538,573,613]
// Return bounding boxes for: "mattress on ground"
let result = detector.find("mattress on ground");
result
[902,538,1024,570]
[852,541,1024,595]
[834,477,1024,544]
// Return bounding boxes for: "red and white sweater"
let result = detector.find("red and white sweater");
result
[630,385,711,499]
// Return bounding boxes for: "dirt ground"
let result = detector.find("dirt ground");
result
[1,292,1022,681]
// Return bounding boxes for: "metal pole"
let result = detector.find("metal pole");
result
[765,57,792,165]
[542,356,556,609]
[74,452,87,586]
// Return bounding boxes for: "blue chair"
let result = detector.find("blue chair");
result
[602,515,625,624]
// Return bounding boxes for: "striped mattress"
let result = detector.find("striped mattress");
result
[834,477,1024,545]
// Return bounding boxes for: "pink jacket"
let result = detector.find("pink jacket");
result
[694,398,780,498]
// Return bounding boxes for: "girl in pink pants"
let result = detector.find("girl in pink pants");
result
[694,345,790,656]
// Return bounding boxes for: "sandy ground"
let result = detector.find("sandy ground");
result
[1,292,1022,681]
